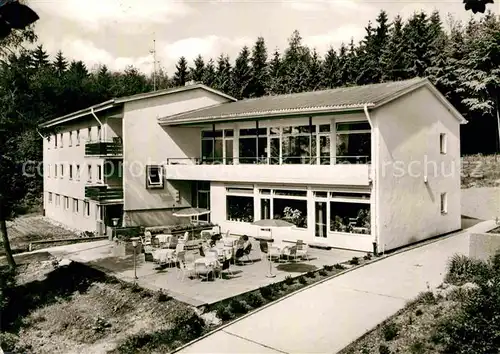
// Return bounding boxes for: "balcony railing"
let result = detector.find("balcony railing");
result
[166,155,370,165]
[85,139,123,157]
[85,186,123,202]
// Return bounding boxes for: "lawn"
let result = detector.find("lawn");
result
[340,253,500,354]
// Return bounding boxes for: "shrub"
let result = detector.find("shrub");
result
[229,299,248,314]
[378,343,391,354]
[349,257,359,265]
[245,292,264,308]
[318,269,328,276]
[324,265,334,272]
[415,308,423,316]
[215,305,234,321]
[305,271,316,278]
[0,332,19,352]
[364,253,372,260]
[260,286,274,300]
[156,289,170,302]
[334,263,346,270]
[444,254,490,286]
[409,341,426,354]
[298,276,307,285]
[130,283,142,293]
[382,322,399,341]
[284,275,294,285]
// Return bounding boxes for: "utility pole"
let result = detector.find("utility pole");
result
[149,35,157,91]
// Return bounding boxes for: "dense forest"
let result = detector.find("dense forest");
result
[1,10,500,208]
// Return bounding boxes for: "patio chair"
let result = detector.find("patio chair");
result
[283,245,298,262]
[259,240,270,261]
[236,242,253,264]
[195,261,215,281]
[176,251,195,281]
[219,258,234,279]
[296,240,310,261]
[143,231,152,245]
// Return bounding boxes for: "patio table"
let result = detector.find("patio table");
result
[152,249,176,265]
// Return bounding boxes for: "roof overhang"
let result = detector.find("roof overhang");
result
[39,100,118,128]
[159,105,373,127]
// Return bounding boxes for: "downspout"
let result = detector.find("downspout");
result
[363,104,378,256]
[91,107,105,142]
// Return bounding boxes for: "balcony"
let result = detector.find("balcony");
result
[85,185,123,202]
[85,139,123,157]
[165,157,371,186]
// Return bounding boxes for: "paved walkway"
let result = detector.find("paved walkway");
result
[175,220,497,354]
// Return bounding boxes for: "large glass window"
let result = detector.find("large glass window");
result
[227,195,254,222]
[273,198,307,228]
[282,125,316,164]
[239,128,267,164]
[201,130,223,164]
[329,202,370,234]
[336,121,371,164]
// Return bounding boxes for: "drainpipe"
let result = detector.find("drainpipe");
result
[36,128,45,139]
[363,104,378,256]
[91,107,105,142]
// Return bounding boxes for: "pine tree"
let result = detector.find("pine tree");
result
[337,43,351,86]
[202,59,216,87]
[231,46,252,99]
[31,44,49,69]
[307,48,323,90]
[249,36,269,98]
[268,48,283,94]
[381,15,407,81]
[173,56,189,86]
[322,47,340,88]
[214,54,232,94]
[356,21,378,85]
[190,55,205,83]
[52,50,68,76]
[402,11,433,78]
[281,30,312,93]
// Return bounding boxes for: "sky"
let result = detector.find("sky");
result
[30,0,499,75]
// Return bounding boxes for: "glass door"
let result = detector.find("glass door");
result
[315,201,327,238]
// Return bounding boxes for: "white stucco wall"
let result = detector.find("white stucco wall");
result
[43,117,109,232]
[373,86,462,252]
[122,87,231,225]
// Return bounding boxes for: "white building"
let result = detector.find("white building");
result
[40,78,467,253]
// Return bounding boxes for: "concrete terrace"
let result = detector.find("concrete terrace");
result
[47,239,364,307]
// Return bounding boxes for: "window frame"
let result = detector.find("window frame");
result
[440,192,448,215]
[440,133,447,155]
[146,165,164,189]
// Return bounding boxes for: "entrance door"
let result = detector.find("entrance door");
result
[315,201,327,238]
[196,182,210,222]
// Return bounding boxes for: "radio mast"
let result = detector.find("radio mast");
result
[149,35,157,91]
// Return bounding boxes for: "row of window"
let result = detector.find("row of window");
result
[47,193,91,217]
[47,163,102,182]
[49,126,102,149]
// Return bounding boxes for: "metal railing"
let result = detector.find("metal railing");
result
[85,139,123,157]
[85,186,124,202]
[166,155,371,166]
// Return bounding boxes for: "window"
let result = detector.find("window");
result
[440,193,448,214]
[97,165,102,182]
[87,165,92,182]
[97,126,102,141]
[47,164,50,178]
[55,194,60,206]
[273,198,307,228]
[76,165,80,181]
[60,164,64,178]
[282,125,316,165]
[54,134,58,148]
[64,196,69,210]
[69,164,73,180]
[88,127,92,141]
[330,202,370,234]
[336,121,371,164]
[73,198,79,213]
[48,192,52,203]
[146,165,163,188]
[440,133,447,154]
[69,131,73,146]
[54,164,58,178]
[226,195,254,222]
[60,133,63,147]
[84,201,90,217]
[201,129,233,164]
[239,128,267,164]
[76,130,80,145]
